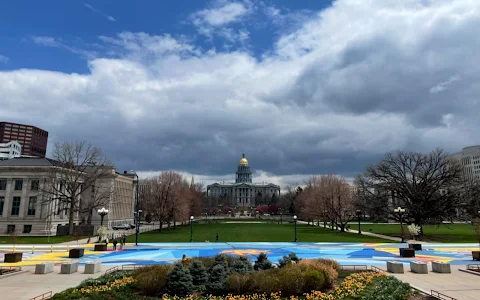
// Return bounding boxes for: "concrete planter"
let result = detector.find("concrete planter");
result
[69,248,85,258]
[399,248,415,257]
[4,253,23,263]
[94,244,108,251]
[432,261,451,273]
[387,261,404,273]
[472,251,480,261]
[408,243,422,251]
[410,261,428,274]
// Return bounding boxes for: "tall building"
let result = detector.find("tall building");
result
[451,145,480,180]
[207,153,281,208]
[0,141,21,160]
[0,122,48,157]
[0,157,135,235]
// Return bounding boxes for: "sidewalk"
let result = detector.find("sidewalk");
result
[0,265,115,299]
[297,220,409,243]
[389,265,480,300]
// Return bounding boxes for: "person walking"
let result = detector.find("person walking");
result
[113,238,118,251]
[122,235,127,247]
[215,233,219,243]
[105,237,109,247]
[119,236,124,250]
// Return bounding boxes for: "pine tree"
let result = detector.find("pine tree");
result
[211,253,230,273]
[278,252,301,268]
[166,262,194,296]
[188,260,208,288]
[239,256,254,273]
[207,264,228,295]
[232,258,247,274]
[254,252,272,271]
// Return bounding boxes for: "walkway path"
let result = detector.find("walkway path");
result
[389,265,480,300]
[0,265,114,300]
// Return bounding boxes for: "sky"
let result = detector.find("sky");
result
[1,0,479,188]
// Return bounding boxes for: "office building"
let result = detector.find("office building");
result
[0,141,21,160]
[451,145,480,180]
[0,157,135,235]
[0,122,48,157]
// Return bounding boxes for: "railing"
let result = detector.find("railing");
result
[105,264,148,274]
[466,264,480,271]
[370,266,385,273]
[431,290,457,300]
[340,265,368,271]
[0,266,22,275]
[29,291,52,300]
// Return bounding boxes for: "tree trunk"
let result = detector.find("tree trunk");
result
[87,208,93,225]
[173,214,176,229]
[158,221,163,232]
[339,224,346,232]
[68,207,75,235]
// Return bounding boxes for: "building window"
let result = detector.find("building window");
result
[28,197,36,216]
[30,180,39,191]
[11,197,21,215]
[0,179,6,190]
[0,196,4,215]
[7,225,15,234]
[14,179,23,190]
[23,225,32,234]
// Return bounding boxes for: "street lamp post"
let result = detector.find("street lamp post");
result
[130,171,141,246]
[190,216,194,242]
[323,209,328,228]
[98,207,109,226]
[394,207,406,242]
[356,210,362,234]
[293,215,298,242]
[280,209,283,224]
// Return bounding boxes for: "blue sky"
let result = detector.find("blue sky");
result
[1,0,479,187]
[0,0,331,74]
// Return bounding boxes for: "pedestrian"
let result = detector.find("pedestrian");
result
[215,233,219,242]
[113,238,118,251]
[122,235,126,246]
[105,237,109,246]
[119,236,124,250]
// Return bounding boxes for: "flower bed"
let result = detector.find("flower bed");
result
[51,254,416,300]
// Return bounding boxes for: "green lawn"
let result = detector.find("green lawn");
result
[0,236,86,244]
[128,223,392,243]
[349,223,479,243]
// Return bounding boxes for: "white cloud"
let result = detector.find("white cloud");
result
[191,1,250,27]
[2,0,480,183]
[429,75,461,94]
[0,54,9,63]
[84,3,116,22]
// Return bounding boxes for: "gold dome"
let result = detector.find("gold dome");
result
[239,153,249,166]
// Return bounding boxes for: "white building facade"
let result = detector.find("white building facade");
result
[0,141,21,160]
[451,145,480,180]
[0,157,135,235]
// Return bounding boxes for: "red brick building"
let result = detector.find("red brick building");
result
[0,122,48,157]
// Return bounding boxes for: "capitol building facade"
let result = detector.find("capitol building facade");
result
[206,153,281,208]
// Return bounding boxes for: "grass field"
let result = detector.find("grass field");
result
[127,222,392,243]
[0,235,86,244]
[349,223,479,243]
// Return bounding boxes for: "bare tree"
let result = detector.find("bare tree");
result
[355,148,463,237]
[40,141,113,235]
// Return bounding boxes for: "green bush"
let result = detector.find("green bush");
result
[302,270,326,292]
[298,259,338,287]
[253,253,272,271]
[278,252,301,268]
[238,256,254,273]
[135,265,171,296]
[207,264,228,295]
[211,254,231,274]
[165,262,194,296]
[250,269,282,294]
[78,270,134,288]
[362,276,413,300]
[188,260,209,289]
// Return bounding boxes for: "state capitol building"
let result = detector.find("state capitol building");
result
[206,153,281,208]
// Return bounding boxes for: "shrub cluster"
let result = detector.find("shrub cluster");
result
[52,253,348,299]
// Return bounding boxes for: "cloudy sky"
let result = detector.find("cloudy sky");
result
[1,0,479,188]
